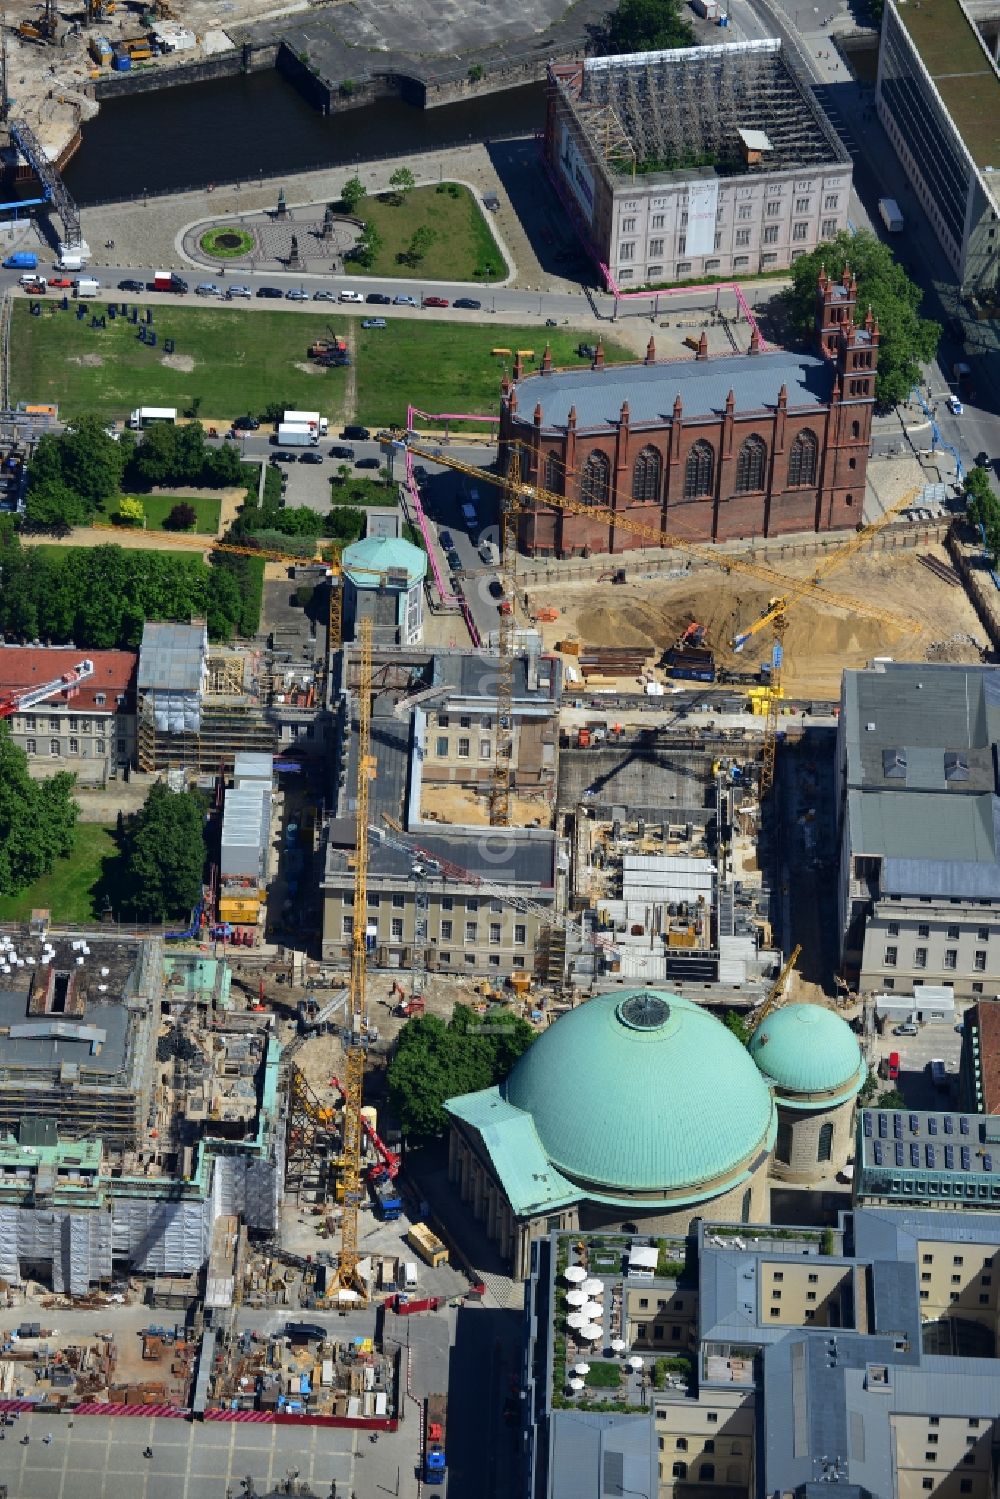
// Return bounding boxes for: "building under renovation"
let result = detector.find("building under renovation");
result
[545,40,852,286]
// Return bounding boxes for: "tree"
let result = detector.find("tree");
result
[388,167,416,205]
[0,726,78,897]
[24,479,89,531]
[387,1003,536,1140]
[341,177,366,215]
[723,1009,750,1045]
[323,505,365,543]
[164,501,198,531]
[118,497,145,526]
[602,0,693,54]
[25,417,130,529]
[401,224,435,267]
[121,782,206,921]
[788,230,941,408]
[351,223,383,269]
[335,463,352,486]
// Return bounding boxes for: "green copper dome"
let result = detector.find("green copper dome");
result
[749,1003,867,1103]
[501,989,775,1195]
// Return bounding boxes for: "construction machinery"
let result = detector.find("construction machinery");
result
[747,943,802,1035]
[0,658,93,719]
[329,1072,400,1180]
[18,0,59,42]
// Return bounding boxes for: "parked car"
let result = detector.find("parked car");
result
[286,287,309,301]
[975,450,991,469]
[300,450,324,464]
[24,281,45,294]
[226,284,252,299]
[393,294,418,306]
[366,292,391,304]
[947,395,963,415]
[356,457,381,469]
[439,529,454,550]
[195,282,222,297]
[117,277,144,292]
[329,445,355,460]
[892,1022,918,1036]
[488,579,504,599]
[256,286,283,298]
[339,290,365,303]
[447,549,463,572]
[886,1051,900,1082]
[272,451,298,463]
[362,317,387,329]
[422,295,449,308]
[453,297,482,310]
[233,416,260,431]
[479,541,497,564]
[313,289,337,302]
[342,425,371,440]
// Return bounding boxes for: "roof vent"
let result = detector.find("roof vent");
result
[944,751,970,782]
[618,992,671,1031]
[866,722,876,732]
[882,748,907,778]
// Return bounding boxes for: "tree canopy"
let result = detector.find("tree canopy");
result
[602,0,693,53]
[387,1003,537,1140]
[26,417,131,530]
[788,230,940,408]
[121,783,207,921]
[965,464,1000,560]
[127,421,245,490]
[0,726,78,897]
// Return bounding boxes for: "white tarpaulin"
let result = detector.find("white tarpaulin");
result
[686,180,719,257]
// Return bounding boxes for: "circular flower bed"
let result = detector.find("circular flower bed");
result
[200,226,254,259]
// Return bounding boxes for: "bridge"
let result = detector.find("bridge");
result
[7,118,82,248]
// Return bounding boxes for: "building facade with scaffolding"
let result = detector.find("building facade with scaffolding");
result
[544,41,852,288]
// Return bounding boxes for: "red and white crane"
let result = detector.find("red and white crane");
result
[0,658,95,720]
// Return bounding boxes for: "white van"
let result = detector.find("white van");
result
[402,1261,418,1291]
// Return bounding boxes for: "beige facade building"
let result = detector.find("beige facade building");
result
[0,645,137,777]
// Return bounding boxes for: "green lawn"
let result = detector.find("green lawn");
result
[10,303,350,425]
[329,474,395,506]
[345,184,502,282]
[0,823,118,925]
[106,493,222,534]
[354,323,633,430]
[11,304,633,435]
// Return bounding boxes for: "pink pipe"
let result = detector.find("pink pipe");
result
[601,264,768,350]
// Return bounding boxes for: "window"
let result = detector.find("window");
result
[884,946,898,966]
[974,981,984,993]
[795,196,811,212]
[684,441,714,499]
[763,225,780,244]
[978,927,989,942]
[707,1413,718,1424]
[440,951,451,964]
[734,255,750,268]
[915,947,928,969]
[649,238,664,257]
[621,216,636,233]
[368,893,380,908]
[26,738,36,754]
[818,1121,834,1162]
[918,923,930,938]
[947,924,960,939]
[436,736,448,756]
[489,954,501,967]
[928,1432,939,1442]
[342,916,354,938]
[676,1438,688,1452]
[81,718,90,733]
[735,436,766,492]
[49,738,60,756]
[944,949,958,970]
[792,221,809,242]
[581,450,611,508]
[544,451,562,492]
[490,923,502,944]
[465,922,477,942]
[704,1441,715,1455]
[976,950,987,971]
[680,211,689,228]
[922,1483,933,1493]
[467,898,479,911]
[735,228,751,247]
[821,217,837,237]
[390,918,403,940]
[652,214,665,229]
[620,242,635,261]
[479,738,491,759]
[954,1256,965,1266]
[514,923,526,945]
[766,200,781,218]
[961,1484,973,1495]
[392,894,404,909]
[457,737,471,758]
[807,1291,817,1302]
[788,429,818,487]
[632,445,661,502]
[970,1420,981,1428]
[442,896,454,911]
[824,193,839,210]
[738,203,753,220]
[24,715,36,730]
[672,1464,688,1479]
[770,1307,781,1317]
[926,1454,937,1463]
[459,716,471,729]
[648,266,663,279]
[441,920,453,940]
[49,717,59,731]
[772,1288,782,1299]
[699,1465,715,1482]
[676,262,691,274]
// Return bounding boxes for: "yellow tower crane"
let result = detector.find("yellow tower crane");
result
[746,944,802,1035]
[337,615,375,1300]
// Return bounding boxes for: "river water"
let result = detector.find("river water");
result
[63,70,544,205]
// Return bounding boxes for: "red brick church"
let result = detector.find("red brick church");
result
[498,265,877,555]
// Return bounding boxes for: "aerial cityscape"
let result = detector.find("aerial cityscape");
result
[0,0,996,1487]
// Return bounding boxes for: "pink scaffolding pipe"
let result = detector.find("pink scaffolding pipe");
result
[599,262,769,350]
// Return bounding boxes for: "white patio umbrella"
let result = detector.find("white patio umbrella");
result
[573,1362,591,1376]
[568,1378,585,1391]
[583,1323,604,1342]
[566,1289,588,1306]
[566,1312,586,1328]
[581,1301,604,1320]
[564,1265,587,1284]
[582,1278,603,1296]
[610,1338,627,1353]
[628,1356,644,1371]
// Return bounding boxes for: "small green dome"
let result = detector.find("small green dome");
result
[343,535,427,587]
[501,988,774,1195]
[750,1003,866,1101]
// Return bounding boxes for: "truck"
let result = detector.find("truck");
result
[665,646,716,682]
[3,251,37,270]
[152,270,188,294]
[56,239,90,272]
[74,277,101,299]
[284,409,329,436]
[424,1394,447,1486]
[129,406,178,430]
[878,197,904,233]
[406,1222,449,1268]
[276,422,319,447]
[372,1174,403,1221]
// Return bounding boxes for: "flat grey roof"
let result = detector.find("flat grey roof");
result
[137,622,207,693]
[511,351,836,433]
[0,986,128,1074]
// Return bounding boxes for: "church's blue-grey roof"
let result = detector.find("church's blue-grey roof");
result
[510,351,843,432]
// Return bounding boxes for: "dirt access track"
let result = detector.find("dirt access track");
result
[530,544,987,700]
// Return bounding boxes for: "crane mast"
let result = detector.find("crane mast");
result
[490,450,520,827]
[338,616,375,1299]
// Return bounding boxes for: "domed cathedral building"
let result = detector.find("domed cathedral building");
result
[444,989,777,1280]
[497,264,877,556]
[749,1002,867,1182]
